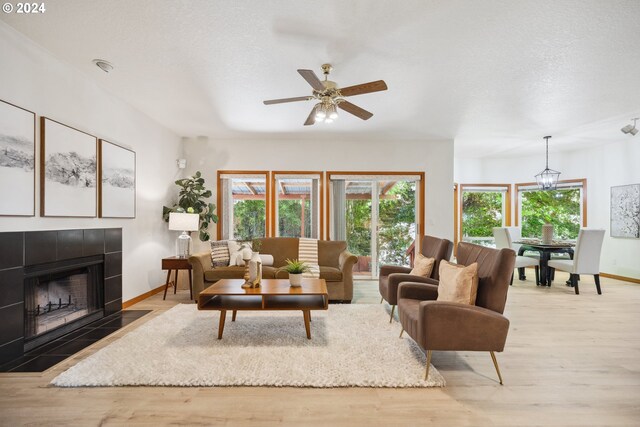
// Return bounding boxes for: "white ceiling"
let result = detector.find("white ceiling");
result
[2,0,640,157]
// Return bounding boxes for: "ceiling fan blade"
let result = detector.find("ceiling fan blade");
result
[263,96,311,105]
[337,101,374,120]
[339,80,388,97]
[297,69,326,91]
[304,105,319,126]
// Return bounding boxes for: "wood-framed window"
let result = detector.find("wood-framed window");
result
[270,171,324,239]
[457,184,512,247]
[515,179,587,240]
[216,171,271,240]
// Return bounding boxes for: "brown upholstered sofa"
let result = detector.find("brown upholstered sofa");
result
[189,238,358,302]
[379,235,453,322]
[397,242,516,383]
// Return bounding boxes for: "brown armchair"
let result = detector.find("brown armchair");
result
[397,242,516,384]
[379,235,453,322]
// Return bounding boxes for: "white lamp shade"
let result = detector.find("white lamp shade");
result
[169,212,200,231]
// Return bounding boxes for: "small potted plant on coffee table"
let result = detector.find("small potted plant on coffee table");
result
[284,259,309,287]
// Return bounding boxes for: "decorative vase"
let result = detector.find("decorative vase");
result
[289,273,303,287]
[249,252,260,282]
[542,223,554,244]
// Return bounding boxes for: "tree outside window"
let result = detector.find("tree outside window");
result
[233,200,266,240]
[461,191,504,247]
[278,199,311,238]
[520,188,581,239]
[378,181,416,266]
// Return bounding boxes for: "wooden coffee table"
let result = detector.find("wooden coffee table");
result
[197,278,329,339]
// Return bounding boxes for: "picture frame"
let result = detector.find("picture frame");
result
[0,99,36,216]
[98,139,136,218]
[610,184,640,238]
[40,117,98,217]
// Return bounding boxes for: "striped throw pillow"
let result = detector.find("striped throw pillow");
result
[210,240,230,268]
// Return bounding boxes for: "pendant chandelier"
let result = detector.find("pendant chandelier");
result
[535,136,561,190]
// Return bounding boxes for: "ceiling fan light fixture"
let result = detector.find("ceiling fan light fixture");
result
[263,64,387,126]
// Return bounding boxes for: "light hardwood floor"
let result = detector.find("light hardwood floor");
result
[1,272,639,426]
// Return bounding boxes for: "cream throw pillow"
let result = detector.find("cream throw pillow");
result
[227,240,251,266]
[409,253,435,277]
[437,260,479,305]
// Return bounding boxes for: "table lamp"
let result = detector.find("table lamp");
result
[168,212,200,258]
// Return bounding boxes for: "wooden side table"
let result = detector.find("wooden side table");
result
[162,256,193,300]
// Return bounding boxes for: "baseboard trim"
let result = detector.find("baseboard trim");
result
[600,273,640,285]
[122,284,166,309]
[523,267,640,284]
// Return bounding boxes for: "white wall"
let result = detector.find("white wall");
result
[183,137,454,253]
[454,140,640,279]
[0,22,183,301]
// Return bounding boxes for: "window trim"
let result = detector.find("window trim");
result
[216,170,272,239]
[457,183,512,246]
[270,171,324,239]
[515,178,587,228]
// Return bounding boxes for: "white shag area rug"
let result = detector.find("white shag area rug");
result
[51,304,445,388]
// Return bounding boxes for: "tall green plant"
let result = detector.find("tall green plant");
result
[162,171,218,241]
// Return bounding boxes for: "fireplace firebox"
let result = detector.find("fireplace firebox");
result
[23,256,104,350]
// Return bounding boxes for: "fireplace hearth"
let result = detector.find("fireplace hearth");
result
[0,228,122,364]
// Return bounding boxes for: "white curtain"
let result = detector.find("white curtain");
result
[332,180,346,241]
[221,178,232,240]
[311,179,319,239]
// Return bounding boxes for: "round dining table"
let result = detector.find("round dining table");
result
[513,240,576,286]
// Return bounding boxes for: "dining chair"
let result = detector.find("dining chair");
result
[493,227,540,285]
[547,229,605,295]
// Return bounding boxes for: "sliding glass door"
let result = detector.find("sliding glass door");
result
[330,174,422,278]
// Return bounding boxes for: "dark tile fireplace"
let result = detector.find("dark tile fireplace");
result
[0,228,122,365]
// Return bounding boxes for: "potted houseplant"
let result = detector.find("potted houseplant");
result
[162,171,218,241]
[251,239,262,255]
[284,259,309,287]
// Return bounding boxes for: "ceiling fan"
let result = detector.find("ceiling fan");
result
[263,64,388,126]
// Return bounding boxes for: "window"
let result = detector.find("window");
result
[458,184,511,247]
[272,172,323,238]
[516,179,586,240]
[217,171,270,240]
